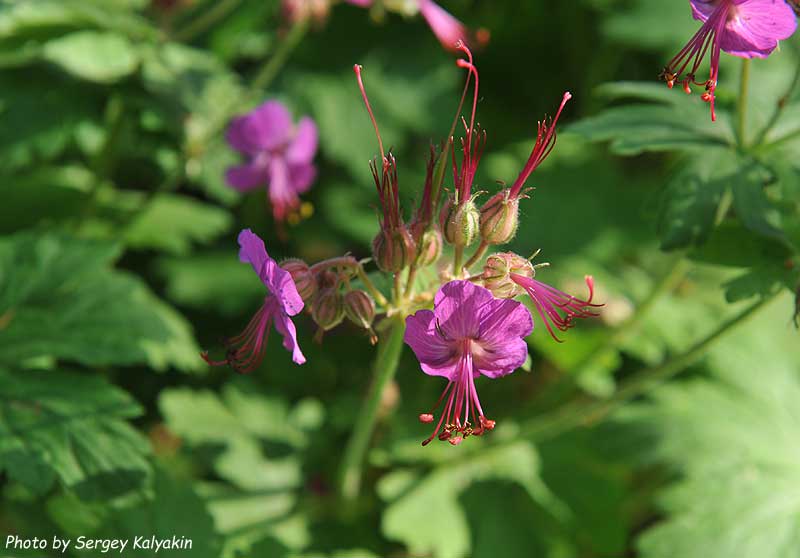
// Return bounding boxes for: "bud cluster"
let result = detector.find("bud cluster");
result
[280,256,378,344]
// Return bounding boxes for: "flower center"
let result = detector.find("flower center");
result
[418,338,496,446]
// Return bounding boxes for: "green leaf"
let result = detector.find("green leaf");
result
[0,69,98,170]
[0,232,201,371]
[602,0,697,50]
[104,469,222,558]
[568,82,733,156]
[657,149,739,250]
[616,294,800,558]
[123,193,232,255]
[730,163,785,241]
[156,252,264,316]
[0,368,150,499]
[42,31,139,83]
[379,441,556,558]
[0,166,93,234]
[159,381,322,491]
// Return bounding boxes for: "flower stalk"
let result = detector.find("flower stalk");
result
[339,316,407,502]
[521,291,778,443]
[737,58,751,147]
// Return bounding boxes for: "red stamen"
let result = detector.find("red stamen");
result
[354,64,385,161]
[509,92,572,199]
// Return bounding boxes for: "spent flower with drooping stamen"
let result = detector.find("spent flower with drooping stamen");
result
[226,100,318,221]
[481,251,602,342]
[408,145,445,266]
[404,280,533,446]
[441,42,484,248]
[354,64,416,273]
[660,0,797,121]
[202,229,306,372]
[479,92,572,245]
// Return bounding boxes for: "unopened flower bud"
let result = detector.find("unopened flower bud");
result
[344,290,377,344]
[440,196,480,247]
[311,288,344,331]
[482,252,534,299]
[415,228,443,267]
[281,258,317,302]
[372,226,416,273]
[479,189,519,245]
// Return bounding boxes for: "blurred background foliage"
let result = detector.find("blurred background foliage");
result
[1,0,800,557]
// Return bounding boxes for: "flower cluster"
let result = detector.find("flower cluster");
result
[205,42,603,449]
[660,0,797,121]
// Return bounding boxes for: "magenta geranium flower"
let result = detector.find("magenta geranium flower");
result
[417,0,489,52]
[226,100,318,221]
[202,229,306,371]
[404,280,533,446]
[662,0,797,121]
[344,0,487,52]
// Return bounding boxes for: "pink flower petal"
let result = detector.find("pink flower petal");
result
[225,160,268,192]
[286,117,319,165]
[274,311,306,365]
[404,310,459,379]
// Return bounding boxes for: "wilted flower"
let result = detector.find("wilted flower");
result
[354,64,416,273]
[441,43,483,248]
[226,100,318,221]
[661,0,798,121]
[482,251,601,342]
[404,280,533,445]
[202,229,306,371]
[479,92,571,245]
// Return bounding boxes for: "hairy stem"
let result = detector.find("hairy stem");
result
[356,266,388,308]
[755,51,800,146]
[522,292,776,442]
[463,240,489,270]
[252,19,309,91]
[339,317,406,501]
[403,265,418,301]
[453,245,464,277]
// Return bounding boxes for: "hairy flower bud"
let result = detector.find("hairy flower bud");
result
[479,189,519,245]
[311,288,344,331]
[440,196,480,247]
[415,228,443,267]
[482,252,534,299]
[281,258,317,302]
[344,290,378,344]
[372,226,416,273]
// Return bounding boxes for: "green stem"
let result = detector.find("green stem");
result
[571,257,690,385]
[251,19,309,91]
[737,58,751,148]
[403,265,418,301]
[522,292,776,442]
[453,245,464,277]
[175,0,243,42]
[754,53,800,146]
[463,240,489,271]
[356,266,388,308]
[339,317,407,501]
